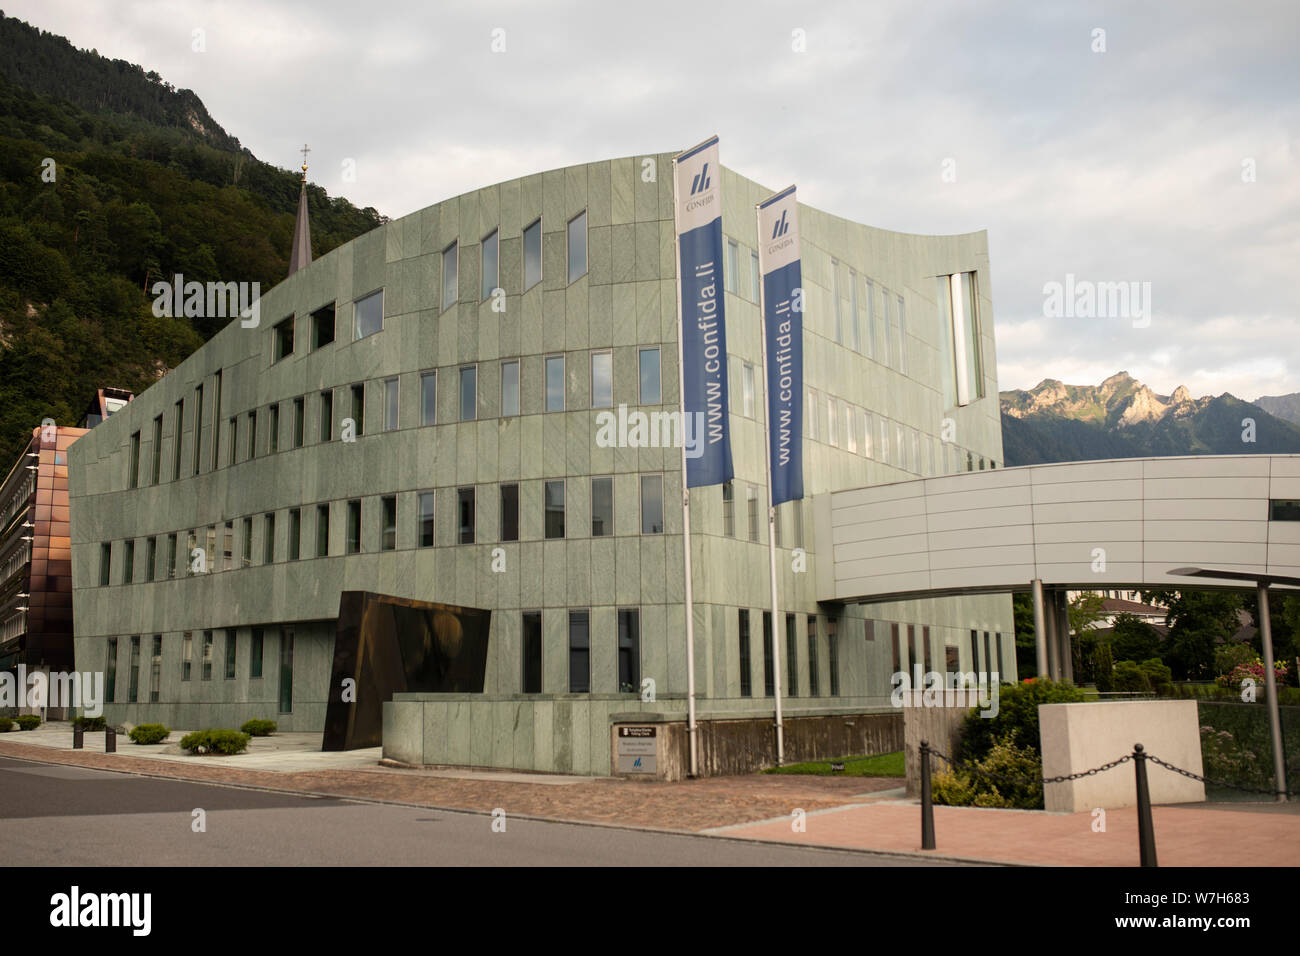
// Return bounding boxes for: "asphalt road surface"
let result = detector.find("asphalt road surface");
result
[0,756,965,866]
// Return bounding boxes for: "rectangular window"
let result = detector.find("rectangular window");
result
[521,611,543,693]
[862,409,874,458]
[317,389,333,442]
[545,355,564,411]
[739,610,752,697]
[289,508,301,560]
[274,316,294,362]
[181,632,192,681]
[590,477,613,537]
[241,517,252,568]
[442,241,459,310]
[849,269,861,352]
[807,388,818,441]
[211,369,223,467]
[105,638,117,703]
[793,498,804,548]
[501,360,519,417]
[383,377,399,431]
[897,294,908,373]
[150,635,161,703]
[167,534,177,579]
[970,628,981,682]
[750,250,761,302]
[843,401,856,454]
[880,289,893,371]
[786,613,798,697]
[896,623,905,675]
[640,475,663,534]
[220,524,232,575]
[224,629,236,679]
[996,632,1004,679]
[523,218,542,291]
[747,486,759,542]
[591,351,613,408]
[228,416,238,466]
[350,384,365,436]
[722,481,734,537]
[1272,500,1300,521]
[145,536,157,582]
[316,504,329,557]
[481,229,499,301]
[544,480,565,539]
[828,624,840,696]
[354,289,383,340]
[201,630,214,681]
[173,400,185,478]
[568,609,590,693]
[311,302,336,349]
[499,484,518,542]
[100,542,111,586]
[278,627,294,713]
[567,211,587,283]
[639,348,661,404]
[459,366,477,421]
[726,239,739,294]
[128,636,140,703]
[827,395,838,446]
[418,492,436,547]
[941,272,984,406]
[807,616,820,697]
[381,495,396,551]
[458,488,475,544]
[762,612,774,697]
[250,628,264,679]
[832,258,843,344]
[292,396,305,448]
[421,371,437,425]
[346,499,362,554]
[129,430,140,488]
[246,409,257,461]
[122,539,134,585]
[264,512,275,563]
[269,402,280,453]
[864,278,876,360]
[151,415,163,484]
[618,609,640,693]
[193,384,203,474]
[742,362,755,418]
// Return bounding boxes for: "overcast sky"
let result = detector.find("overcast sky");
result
[11,0,1298,400]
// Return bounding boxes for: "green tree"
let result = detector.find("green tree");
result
[1110,613,1162,663]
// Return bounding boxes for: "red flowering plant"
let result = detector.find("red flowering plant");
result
[1215,657,1289,690]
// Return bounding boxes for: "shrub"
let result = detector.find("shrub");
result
[958,677,1086,764]
[932,734,1045,809]
[1094,642,1114,692]
[15,714,41,730]
[1140,658,1173,695]
[128,723,170,745]
[240,718,277,737]
[0,717,11,732]
[179,728,250,755]
[1216,657,1289,691]
[1112,660,1151,693]
[72,715,107,731]
[1215,643,1256,677]
[1200,725,1269,790]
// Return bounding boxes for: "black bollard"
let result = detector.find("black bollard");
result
[105,726,116,754]
[1133,743,1158,867]
[920,739,936,850]
[73,726,83,750]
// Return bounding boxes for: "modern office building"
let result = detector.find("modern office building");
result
[68,152,1013,774]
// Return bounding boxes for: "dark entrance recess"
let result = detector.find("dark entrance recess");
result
[323,591,491,751]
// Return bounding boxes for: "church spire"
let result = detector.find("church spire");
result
[287,143,312,277]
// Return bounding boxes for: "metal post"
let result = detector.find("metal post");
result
[105,725,116,753]
[1133,743,1158,867]
[1043,588,1059,680]
[72,725,83,750]
[1031,579,1048,678]
[1256,584,1288,801]
[1057,590,1075,683]
[920,739,936,850]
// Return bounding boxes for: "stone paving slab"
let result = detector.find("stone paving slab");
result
[707,799,1300,866]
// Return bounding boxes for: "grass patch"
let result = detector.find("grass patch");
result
[765,751,904,777]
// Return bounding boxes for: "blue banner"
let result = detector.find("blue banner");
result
[758,186,804,505]
[674,137,734,488]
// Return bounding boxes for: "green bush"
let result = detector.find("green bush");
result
[932,734,1045,809]
[73,715,107,731]
[179,728,250,755]
[128,723,170,745]
[958,677,1087,764]
[240,718,277,737]
[1113,660,1152,693]
[1094,643,1114,692]
[0,717,11,732]
[15,714,40,730]
[1215,642,1256,677]
[1141,658,1173,695]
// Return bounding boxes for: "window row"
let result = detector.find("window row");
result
[521,608,640,695]
[885,622,1005,683]
[127,347,665,488]
[737,610,840,699]
[97,475,669,585]
[828,261,911,374]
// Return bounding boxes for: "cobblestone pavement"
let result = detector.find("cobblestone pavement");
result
[0,738,900,832]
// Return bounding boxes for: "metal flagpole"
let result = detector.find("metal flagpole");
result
[755,202,785,766]
[671,151,699,778]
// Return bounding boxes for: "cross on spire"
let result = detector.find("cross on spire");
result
[299,143,310,181]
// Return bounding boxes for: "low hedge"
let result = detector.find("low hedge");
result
[128,723,170,745]
[0,717,11,732]
[179,728,251,756]
[240,718,277,737]
[73,716,107,731]
[15,714,40,731]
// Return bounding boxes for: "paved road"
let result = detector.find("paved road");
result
[0,756,966,866]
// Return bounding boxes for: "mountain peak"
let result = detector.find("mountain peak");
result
[1170,385,1191,405]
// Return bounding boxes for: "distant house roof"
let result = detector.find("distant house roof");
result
[1101,597,1166,617]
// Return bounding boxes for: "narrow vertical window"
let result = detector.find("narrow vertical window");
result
[750,250,760,302]
[638,348,661,405]
[346,499,362,554]
[289,508,301,560]
[618,609,640,692]
[150,635,161,702]
[544,480,565,539]
[383,377,399,431]
[567,211,587,283]
[591,351,613,408]
[129,430,140,488]
[722,481,734,537]
[278,627,294,713]
[807,616,820,697]
[523,219,542,291]
[420,371,437,425]
[481,229,499,301]
[246,409,257,461]
[193,384,203,474]
[100,542,111,586]
[173,400,185,478]
[316,504,329,557]
[742,363,755,418]
[181,632,192,681]
[568,609,590,693]
[122,539,134,584]
[418,491,435,547]
[545,355,565,411]
[640,475,663,534]
[350,385,365,436]
[786,613,798,697]
[590,477,613,537]
[320,389,334,441]
[105,640,117,703]
[241,517,252,567]
[747,486,759,542]
[499,484,519,542]
[224,629,237,679]
[828,623,840,696]
[268,402,280,452]
[831,258,842,344]
[128,636,140,702]
[166,534,177,579]
[762,612,774,697]
[442,241,458,310]
[459,366,477,421]
[228,416,238,465]
[250,628,264,679]
[381,495,396,551]
[738,610,752,697]
[264,512,276,563]
[312,302,336,349]
[145,536,157,582]
[501,360,519,417]
[458,488,475,544]
[201,630,213,681]
[292,396,305,447]
[726,239,739,294]
[522,611,542,693]
[849,268,860,352]
[151,414,163,483]
[274,317,294,361]
[211,369,223,466]
[354,289,383,339]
